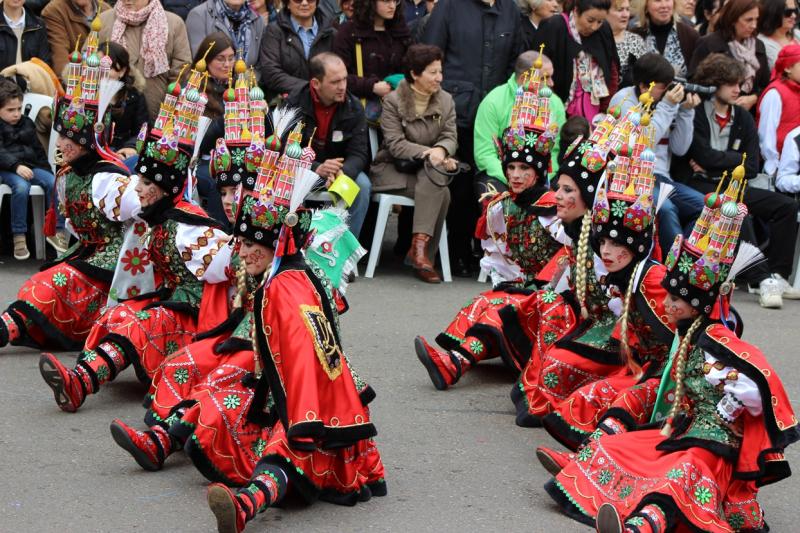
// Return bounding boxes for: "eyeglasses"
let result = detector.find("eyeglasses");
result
[289,0,317,4]
[376,0,401,5]
[785,7,797,16]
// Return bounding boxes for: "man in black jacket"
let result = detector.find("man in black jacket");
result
[422,0,522,276]
[680,53,800,309]
[0,0,51,72]
[286,52,371,238]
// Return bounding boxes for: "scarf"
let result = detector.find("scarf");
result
[111,0,170,78]
[646,25,687,77]
[214,0,256,61]
[565,12,608,119]
[728,38,760,93]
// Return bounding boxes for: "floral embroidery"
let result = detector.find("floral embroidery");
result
[173,368,189,385]
[727,512,745,530]
[597,469,612,485]
[135,310,150,320]
[666,467,684,480]
[626,516,645,527]
[678,254,693,274]
[52,272,68,287]
[165,341,179,354]
[82,351,97,363]
[618,485,633,498]
[611,200,628,218]
[87,300,99,313]
[542,290,558,303]
[543,331,558,344]
[589,428,604,441]
[469,340,484,355]
[525,132,538,146]
[96,365,110,381]
[164,412,179,426]
[251,438,267,456]
[543,372,559,389]
[694,485,713,505]
[577,445,593,462]
[126,286,140,297]
[133,222,147,236]
[121,247,150,275]
[489,298,505,305]
[223,394,241,410]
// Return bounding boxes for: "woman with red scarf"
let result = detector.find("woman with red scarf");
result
[757,44,800,177]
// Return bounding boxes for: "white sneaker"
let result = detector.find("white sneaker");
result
[758,277,783,309]
[771,273,800,300]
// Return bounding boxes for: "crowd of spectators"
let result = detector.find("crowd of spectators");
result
[2,0,800,308]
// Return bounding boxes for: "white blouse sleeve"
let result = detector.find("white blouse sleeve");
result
[704,352,763,422]
[175,223,234,283]
[479,200,524,285]
[92,172,142,222]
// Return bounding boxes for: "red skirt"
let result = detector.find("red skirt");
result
[551,429,749,532]
[10,263,109,349]
[86,299,197,380]
[436,289,551,372]
[543,376,661,450]
[516,345,627,419]
[147,335,257,424]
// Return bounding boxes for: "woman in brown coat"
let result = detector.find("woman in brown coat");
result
[370,44,457,283]
[42,0,111,77]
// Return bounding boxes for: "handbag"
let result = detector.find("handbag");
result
[392,157,424,174]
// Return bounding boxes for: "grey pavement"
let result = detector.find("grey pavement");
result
[0,248,798,533]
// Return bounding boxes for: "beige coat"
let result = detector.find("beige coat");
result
[42,0,111,77]
[370,79,458,192]
[98,8,192,122]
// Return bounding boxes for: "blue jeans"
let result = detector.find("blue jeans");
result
[195,162,228,227]
[0,168,57,234]
[123,154,139,173]
[654,174,704,252]
[349,172,372,238]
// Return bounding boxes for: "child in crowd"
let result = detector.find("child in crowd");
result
[0,77,62,259]
[100,41,150,173]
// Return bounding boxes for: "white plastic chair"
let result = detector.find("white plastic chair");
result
[0,184,47,260]
[364,193,451,282]
[22,92,53,125]
[791,211,800,290]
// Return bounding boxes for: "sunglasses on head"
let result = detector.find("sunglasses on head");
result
[785,7,797,16]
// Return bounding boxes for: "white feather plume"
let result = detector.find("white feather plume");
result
[726,241,765,282]
[655,182,675,214]
[96,79,124,127]
[271,106,301,139]
[289,168,322,214]
[193,116,213,160]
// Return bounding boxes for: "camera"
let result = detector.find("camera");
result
[668,77,717,96]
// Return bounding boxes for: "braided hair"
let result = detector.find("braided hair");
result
[573,211,593,320]
[660,315,705,436]
[616,266,643,379]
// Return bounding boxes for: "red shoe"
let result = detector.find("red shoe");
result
[39,353,85,413]
[596,503,624,533]
[414,336,461,390]
[207,483,247,533]
[110,419,164,471]
[536,446,575,476]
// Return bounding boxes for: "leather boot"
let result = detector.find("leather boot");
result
[536,446,575,476]
[406,233,441,283]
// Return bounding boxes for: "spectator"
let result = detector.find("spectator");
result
[776,123,800,193]
[683,53,799,308]
[162,0,204,19]
[332,0,354,28]
[675,0,695,24]
[531,0,619,121]
[192,33,236,225]
[99,0,192,122]
[0,78,59,260]
[689,0,768,111]
[403,0,427,26]
[473,51,565,192]
[0,0,51,72]
[370,44,456,283]
[694,0,720,35]
[609,52,704,252]
[333,0,411,102]
[286,52,371,238]
[758,44,800,177]
[607,0,650,85]
[556,115,589,166]
[317,0,340,19]
[632,0,699,78]
[42,0,111,77]
[258,0,336,101]
[517,0,560,50]
[410,0,436,40]
[186,0,265,70]
[757,0,800,70]
[248,0,281,23]
[422,0,522,276]
[100,41,150,172]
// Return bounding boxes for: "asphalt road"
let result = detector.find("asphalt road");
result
[0,245,798,533]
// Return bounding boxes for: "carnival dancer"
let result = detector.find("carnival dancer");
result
[39,53,233,413]
[201,133,385,533]
[537,128,676,451]
[0,19,138,351]
[541,168,799,533]
[413,56,566,390]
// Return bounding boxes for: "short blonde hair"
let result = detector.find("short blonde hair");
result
[517,0,544,16]
[634,0,680,30]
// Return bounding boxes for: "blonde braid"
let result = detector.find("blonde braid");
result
[574,211,593,320]
[233,260,248,309]
[617,266,642,379]
[661,316,705,436]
